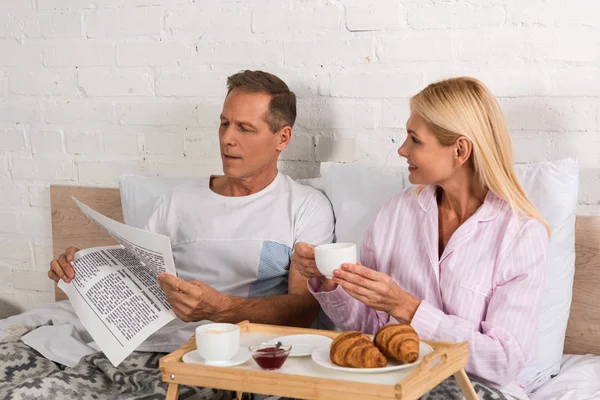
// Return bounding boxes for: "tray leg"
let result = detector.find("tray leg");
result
[235,391,245,399]
[166,383,180,400]
[453,369,478,400]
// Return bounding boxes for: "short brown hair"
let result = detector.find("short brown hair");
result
[226,70,296,132]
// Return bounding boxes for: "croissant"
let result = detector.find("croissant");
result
[374,324,420,364]
[330,331,387,368]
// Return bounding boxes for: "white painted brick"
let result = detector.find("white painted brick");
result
[505,0,555,27]
[43,41,114,66]
[511,132,554,163]
[33,238,53,265]
[165,8,250,38]
[377,32,453,62]
[0,182,30,206]
[145,161,217,178]
[183,134,220,159]
[0,238,32,266]
[280,134,313,162]
[0,156,7,178]
[44,101,115,124]
[329,72,422,98]
[466,67,550,97]
[77,161,146,185]
[578,205,600,216]
[284,39,372,67]
[156,71,225,97]
[265,72,320,97]
[29,130,65,154]
[11,158,75,181]
[551,132,600,169]
[9,158,35,180]
[197,102,224,128]
[0,40,41,66]
[117,102,197,126]
[85,7,164,38]
[78,67,154,96]
[345,1,405,31]
[0,101,41,123]
[0,212,19,234]
[0,129,27,151]
[0,70,6,97]
[408,3,505,30]
[252,7,341,34]
[500,98,596,132]
[17,208,52,238]
[315,136,357,162]
[0,13,41,38]
[297,102,355,129]
[195,41,283,66]
[579,168,600,204]
[277,161,320,180]
[453,29,550,62]
[0,2,34,13]
[117,42,191,66]
[355,102,380,130]
[546,67,600,97]
[382,99,411,129]
[29,185,51,208]
[9,69,78,96]
[103,132,140,155]
[39,11,82,38]
[12,269,54,292]
[38,0,187,9]
[355,138,406,166]
[547,30,600,63]
[554,0,600,28]
[144,132,183,156]
[65,131,104,154]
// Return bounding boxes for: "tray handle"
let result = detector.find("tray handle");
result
[395,342,471,399]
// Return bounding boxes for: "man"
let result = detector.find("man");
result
[49,70,335,352]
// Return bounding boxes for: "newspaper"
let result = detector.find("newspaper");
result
[58,198,177,367]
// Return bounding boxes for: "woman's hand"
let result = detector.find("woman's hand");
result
[291,242,338,292]
[333,263,421,322]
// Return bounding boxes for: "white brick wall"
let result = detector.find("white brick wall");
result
[1,0,599,316]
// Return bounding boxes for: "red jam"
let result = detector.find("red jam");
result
[252,347,289,370]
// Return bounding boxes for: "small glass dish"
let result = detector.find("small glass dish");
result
[249,343,292,370]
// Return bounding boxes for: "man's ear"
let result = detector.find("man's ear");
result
[455,136,473,166]
[276,126,292,152]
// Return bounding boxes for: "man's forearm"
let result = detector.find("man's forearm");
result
[213,293,319,328]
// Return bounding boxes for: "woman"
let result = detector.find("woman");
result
[293,77,549,398]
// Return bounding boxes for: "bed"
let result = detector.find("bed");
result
[48,184,600,399]
[0,179,597,399]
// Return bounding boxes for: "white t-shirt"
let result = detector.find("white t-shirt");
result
[137,173,335,352]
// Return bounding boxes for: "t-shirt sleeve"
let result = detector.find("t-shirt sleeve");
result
[294,190,335,246]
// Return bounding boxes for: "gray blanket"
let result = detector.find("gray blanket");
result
[0,326,509,400]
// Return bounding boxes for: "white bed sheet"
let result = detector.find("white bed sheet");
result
[531,354,600,400]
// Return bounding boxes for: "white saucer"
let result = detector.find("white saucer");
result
[182,347,251,367]
[268,334,334,357]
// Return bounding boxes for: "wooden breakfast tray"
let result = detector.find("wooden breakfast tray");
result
[160,321,477,400]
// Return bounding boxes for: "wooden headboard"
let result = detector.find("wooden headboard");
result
[50,185,600,355]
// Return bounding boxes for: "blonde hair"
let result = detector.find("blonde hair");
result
[410,77,550,235]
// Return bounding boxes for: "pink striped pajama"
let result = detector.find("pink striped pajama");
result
[309,185,548,389]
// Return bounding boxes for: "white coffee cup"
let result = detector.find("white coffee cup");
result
[195,323,240,364]
[314,243,357,278]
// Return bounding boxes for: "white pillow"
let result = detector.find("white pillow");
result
[319,159,578,393]
[118,174,200,229]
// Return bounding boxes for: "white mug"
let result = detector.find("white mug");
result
[195,323,240,364]
[314,243,357,278]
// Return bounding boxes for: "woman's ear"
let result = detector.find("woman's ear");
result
[275,126,292,152]
[455,136,472,166]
